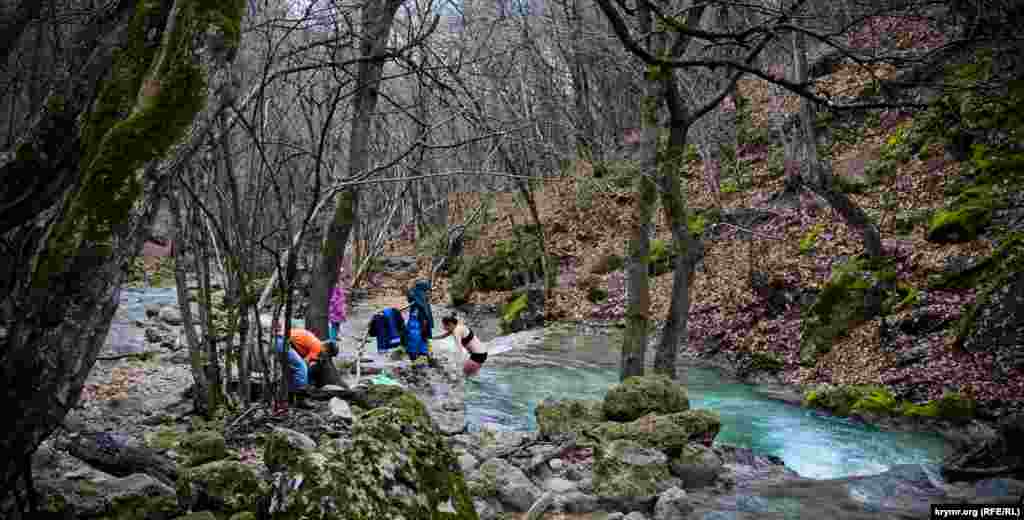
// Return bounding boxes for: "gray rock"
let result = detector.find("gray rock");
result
[625,513,648,520]
[458,452,480,474]
[145,328,164,343]
[145,304,162,318]
[560,491,600,513]
[272,426,316,452]
[544,477,577,494]
[471,458,542,512]
[669,444,723,489]
[158,306,182,326]
[548,458,565,471]
[473,498,503,520]
[607,513,625,520]
[525,491,555,520]
[654,486,692,520]
[328,397,353,422]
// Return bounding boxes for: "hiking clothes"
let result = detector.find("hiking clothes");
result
[276,337,309,391]
[329,284,347,323]
[288,329,323,362]
[405,306,430,355]
[469,352,488,364]
[406,281,434,339]
[368,307,406,352]
[452,323,485,354]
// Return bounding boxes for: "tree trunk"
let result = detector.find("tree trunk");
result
[654,78,704,378]
[308,0,403,340]
[56,431,179,487]
[620,2,665,380]
[0,0,243,512]
[790,30,881,259]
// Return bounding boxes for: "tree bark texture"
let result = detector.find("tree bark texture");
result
[0,0,244,512]
[308,0,403,340]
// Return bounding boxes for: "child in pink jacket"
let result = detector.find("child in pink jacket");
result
[328,262,349,341]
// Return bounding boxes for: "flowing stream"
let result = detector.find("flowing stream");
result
[465,323,951,480]
[104,288,952,481]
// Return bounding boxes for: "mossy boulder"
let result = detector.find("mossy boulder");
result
[592,410,721,457]
[901,392,976,423]
[500,287,544,334]
[669,444,724,489]
[273,387,478,519]
[179,430,227,467]
[800,258,893,366]
[176,460,266,514]
[227,513,257,520]
[748,352,785,373]
[927,185,995,243]
[262,427,316,472]
[534,399,604,439]
[592,440,672,503]
[603,375,690,422]
[101,492,181,520]
[172,513,217,520]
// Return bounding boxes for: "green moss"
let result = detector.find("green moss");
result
[534,399,605,439]
[176,460,266,514]
[749,352,784,373]
[799,258,897,365]
[804,385,896,417]
[926,185,995,243]
[500,293,528,331]
[101,493,181,520]
[228,513,257,520]
[646,239,676,276]
[143,426,183,451]
[586,286,609,303]
[799,223,825,255]
[180,430,228,467]
[592,410,721,457]
[603,375,690,422]
[851,387,900,416]
[593,440,671,499]
[901,392,975,422]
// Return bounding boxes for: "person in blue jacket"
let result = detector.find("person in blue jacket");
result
[404,280,434,362]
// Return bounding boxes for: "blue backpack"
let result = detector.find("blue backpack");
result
[369,308,404,352]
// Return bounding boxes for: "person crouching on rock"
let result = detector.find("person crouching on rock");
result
[272,322,325,409]
[435,314,487,377]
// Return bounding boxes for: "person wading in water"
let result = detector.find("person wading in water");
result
[434,314,487,376]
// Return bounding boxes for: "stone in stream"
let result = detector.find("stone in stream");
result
[468,458,542,512]
[603,375,690,422]
[668,443,724,489]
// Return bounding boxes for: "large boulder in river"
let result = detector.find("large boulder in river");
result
[603,375,689,422]
[593,440,673,511]
[271,388,478,519]
[535,399,604,439]
[593,410,721,456]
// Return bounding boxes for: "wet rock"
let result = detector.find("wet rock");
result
[669,444,724,489]
[535,399,604,439]
[653,486,692,520]
[603,375,690,422]
[593,440,670,512]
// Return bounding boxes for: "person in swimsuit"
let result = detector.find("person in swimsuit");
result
[435,314,487,373]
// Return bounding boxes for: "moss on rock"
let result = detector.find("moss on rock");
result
[101,493,180,520]
[901,392,975,423]
[534,399,604,439]
[274,387,478,519]
[799,258,893,366]
[500,294,528,331]
[592,410,721,456]
[593,439,671,499]
[180,430,227,467]
[927,185,995,243]
[176,460,266,514]
[603,375,690,422]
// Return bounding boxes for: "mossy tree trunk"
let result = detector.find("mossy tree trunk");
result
[308,0,403,341]
[0,0,243,513]
[620,0,664,381]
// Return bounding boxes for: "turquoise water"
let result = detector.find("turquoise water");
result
[464,325,951,480]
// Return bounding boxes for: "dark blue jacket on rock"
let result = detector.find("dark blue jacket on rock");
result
[368,307,405,352]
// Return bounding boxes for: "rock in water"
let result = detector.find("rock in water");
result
[593,440,671,512]
[603,375,689,422]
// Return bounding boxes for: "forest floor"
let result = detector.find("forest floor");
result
[377,63,1024,417]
